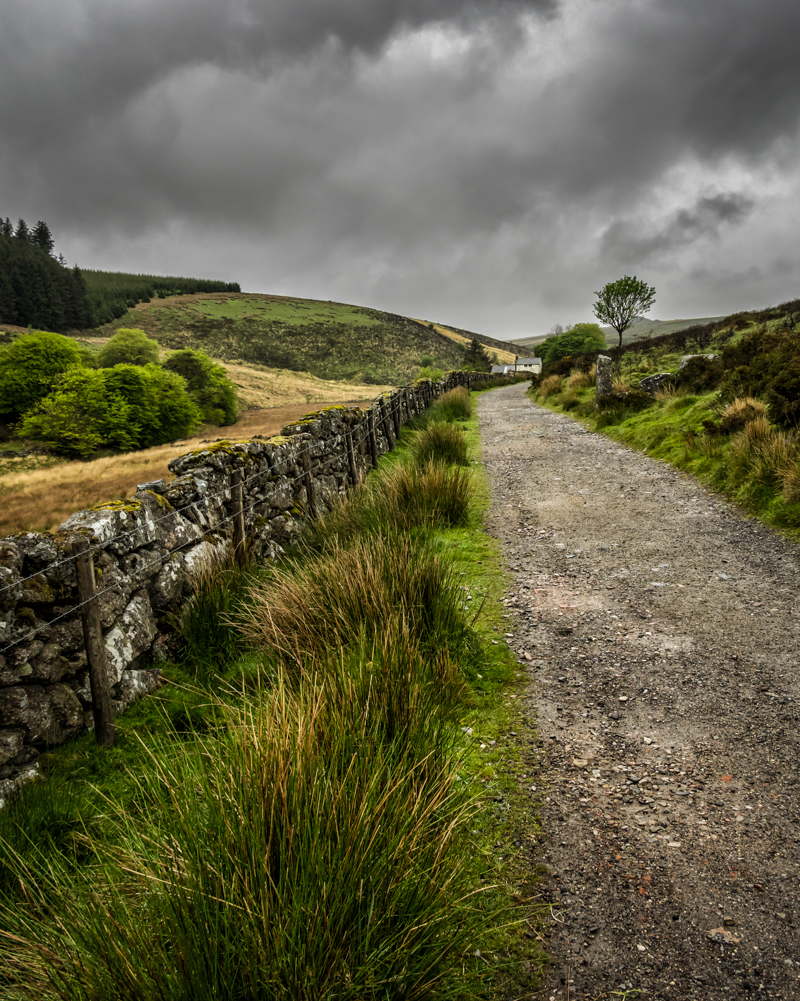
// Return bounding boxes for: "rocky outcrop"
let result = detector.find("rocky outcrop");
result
[679,353,718,372]
[639,373,675,396]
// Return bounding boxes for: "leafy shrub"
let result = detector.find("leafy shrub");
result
[103,364,202,447]
[411,422,469,466]
[539,322,606,362]
[15,368,138,457]
[163,349,238,425]
[98,328,160,367]
[0,331,84,415]
[678,355,723,393]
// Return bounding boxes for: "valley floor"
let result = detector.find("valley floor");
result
[478,382,800,1001]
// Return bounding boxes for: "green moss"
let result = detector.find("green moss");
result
[145,491,175,511]
[92,498,143,514]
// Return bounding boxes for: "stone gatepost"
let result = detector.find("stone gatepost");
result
[596,354,613,396]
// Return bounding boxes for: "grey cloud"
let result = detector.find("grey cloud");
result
[601,192,756,263]
[2,0,800,337]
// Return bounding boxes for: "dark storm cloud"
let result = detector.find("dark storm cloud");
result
[601,193,756,264]
[1,0,799,334]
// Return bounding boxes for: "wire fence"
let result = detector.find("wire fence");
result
[0,389,417,658]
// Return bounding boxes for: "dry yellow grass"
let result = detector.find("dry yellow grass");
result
[567,368,594,390]
[412,321,517,366]
[221,361,393,409]
[0,361,389,537]
[539,374,563,399]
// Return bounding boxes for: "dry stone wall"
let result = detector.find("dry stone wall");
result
[0,373,496,803]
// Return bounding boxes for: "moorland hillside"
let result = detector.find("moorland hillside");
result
[92,292,510,385]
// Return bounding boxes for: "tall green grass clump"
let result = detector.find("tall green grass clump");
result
[2,672,483,1001]
[411,422,470,466]
[302,446,474,547]
[239,533,471,671]
[175,544,266,682]
[428,386,472,422]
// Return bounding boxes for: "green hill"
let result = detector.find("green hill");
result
[90,292,474,385]
[600,315,726,347]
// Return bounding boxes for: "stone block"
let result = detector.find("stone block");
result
[104,592,157,686]
[0,684,83,745]
[639,373,675,396]
[0,729,24,766]
[596,355,613,396]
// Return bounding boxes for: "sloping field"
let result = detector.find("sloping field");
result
[93,292,469,384]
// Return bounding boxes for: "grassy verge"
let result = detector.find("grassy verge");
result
[0,386,547,1000]
[530,374,800,536]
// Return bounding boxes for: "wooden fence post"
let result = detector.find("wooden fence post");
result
[72,538,115,748]
[345,428,359,484]
[380,398,395,450]
[302,450,318,519]
[367,410,379,467]
[405,387,414,421]
[391,393,402,438]
[231,468,246,563]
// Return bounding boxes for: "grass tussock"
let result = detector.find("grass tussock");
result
[303,452,474,548]
[718,396,768,433]
[411,421,470,466]
[566,368,594,390]
[428,386,473,422]
[239,533,469,672]
[2,671,484,1001]
[539,374,563,399]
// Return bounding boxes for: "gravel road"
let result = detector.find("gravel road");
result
[477,382,800,1001]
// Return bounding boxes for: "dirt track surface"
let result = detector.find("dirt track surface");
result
[478,383,800,1001]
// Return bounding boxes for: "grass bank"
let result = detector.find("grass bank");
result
[0,385,546,1000]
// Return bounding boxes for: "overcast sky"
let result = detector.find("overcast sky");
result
[2,0,799,338]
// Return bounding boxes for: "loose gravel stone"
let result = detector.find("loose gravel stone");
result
[478,383,800,1001]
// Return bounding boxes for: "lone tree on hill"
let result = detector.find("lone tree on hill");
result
[592,275,656,349]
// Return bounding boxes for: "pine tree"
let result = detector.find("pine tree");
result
[0,218,13,239]
[13,219,31,243]
[31,220,54,255]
